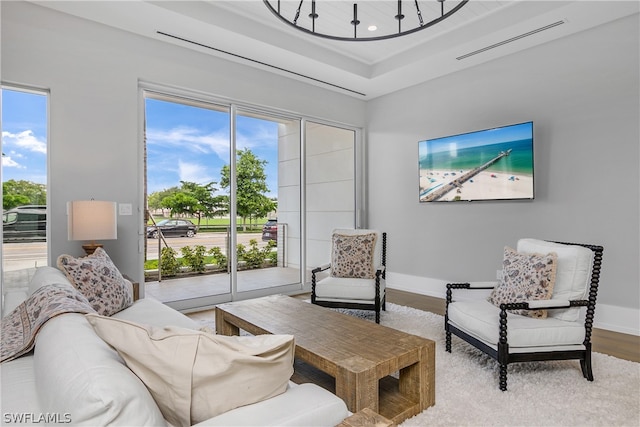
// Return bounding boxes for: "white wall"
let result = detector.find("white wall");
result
[1,2,365,285]
[367,14,640,335]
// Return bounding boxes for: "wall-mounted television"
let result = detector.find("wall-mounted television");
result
[418,121,534,202]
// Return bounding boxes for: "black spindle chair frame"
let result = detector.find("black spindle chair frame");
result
[445,241,603,391]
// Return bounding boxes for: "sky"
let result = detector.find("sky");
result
[145,98,279,197]
[1,89,279,198]
[1,89,48,185]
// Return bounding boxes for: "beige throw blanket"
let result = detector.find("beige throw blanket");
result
[1,283,96,363]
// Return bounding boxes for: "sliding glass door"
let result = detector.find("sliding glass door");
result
[142,86,360,311]
[234,109,301,298]
[143,92,232,309]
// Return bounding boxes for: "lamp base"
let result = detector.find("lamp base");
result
[82,243,103,256]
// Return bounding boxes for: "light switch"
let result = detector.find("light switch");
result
[119,203,133,216]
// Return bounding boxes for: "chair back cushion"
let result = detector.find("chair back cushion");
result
[517,239,594,321]
[331,229,381,279]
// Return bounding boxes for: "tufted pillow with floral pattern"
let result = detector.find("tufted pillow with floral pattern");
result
[331,233,378,279]
[57,247,133,316]
[487,246,558,319]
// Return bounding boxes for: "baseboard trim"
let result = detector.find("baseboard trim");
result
[387,272,640,336]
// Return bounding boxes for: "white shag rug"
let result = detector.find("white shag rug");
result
[191,303,640,427]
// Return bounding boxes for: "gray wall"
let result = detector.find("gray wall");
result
[2,2,638,334]
[1,1,365,284]
[367,14,639,334]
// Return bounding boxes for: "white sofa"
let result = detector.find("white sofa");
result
[1,267,349,426]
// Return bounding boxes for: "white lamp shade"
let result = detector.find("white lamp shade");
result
[68,200,117,241]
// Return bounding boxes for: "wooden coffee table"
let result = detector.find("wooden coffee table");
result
[215,295,435,424]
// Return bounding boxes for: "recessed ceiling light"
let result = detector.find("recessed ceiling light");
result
[368,25,378,32]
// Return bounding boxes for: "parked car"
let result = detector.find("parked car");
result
[262,219,277,242]
[3,205,47,242]
[147,219,196,238]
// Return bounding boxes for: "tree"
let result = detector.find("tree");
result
[220,149,277,229]
[2,179,46,210]
[154,181,226,229]
[148,186,179,217]
[179,181,227,223]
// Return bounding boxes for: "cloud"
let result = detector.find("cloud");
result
[1,154,22,168]
[178,160,215,185]
[236,124,278,150]
[147,127,229,159]
[2,130,47,154]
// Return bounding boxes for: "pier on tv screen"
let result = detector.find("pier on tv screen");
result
[418,121,534,202]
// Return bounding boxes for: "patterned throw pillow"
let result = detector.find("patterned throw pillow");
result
[331,233,377,279]
[487,246,558,319]
[57,247,133,316]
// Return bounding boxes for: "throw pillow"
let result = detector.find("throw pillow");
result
[86,314,295,427]
[331,232,377,279]
[57,247,133,316]
[487,246,558,319]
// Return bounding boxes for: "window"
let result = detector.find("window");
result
[1,86,49,283]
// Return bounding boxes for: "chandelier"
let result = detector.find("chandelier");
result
[263,0,469,41]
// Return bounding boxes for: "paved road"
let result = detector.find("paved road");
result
[2,232,266,272]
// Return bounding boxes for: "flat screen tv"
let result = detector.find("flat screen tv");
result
[418,121,534,202]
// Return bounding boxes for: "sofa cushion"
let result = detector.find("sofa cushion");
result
[331,232,377,279]
[27,266,71,296]
[86,314,295,427]
[193,382,349,427]
[112,297,198,329]
[34,313,167,426]
[1,283,96,363]
[2,267,70,316]
[0,356,43,417]
[2,290,28,317]
[448,299,586,348]
[517,239,594,321]
[487,246,557,319]
[57,247,133,316]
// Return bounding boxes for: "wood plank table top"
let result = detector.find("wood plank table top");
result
[215,295,435,424]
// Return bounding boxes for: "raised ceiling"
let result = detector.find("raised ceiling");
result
[31,1,639,99]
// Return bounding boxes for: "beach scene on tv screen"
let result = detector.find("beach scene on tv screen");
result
[419,122,534,202]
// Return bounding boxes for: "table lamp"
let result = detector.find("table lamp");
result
[68,200,117,255]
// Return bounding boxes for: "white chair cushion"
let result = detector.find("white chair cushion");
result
[315,276,385,301]
[448,300,586,349]
[517,239,593,321]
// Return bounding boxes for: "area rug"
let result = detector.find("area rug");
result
[190,303,640,427]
